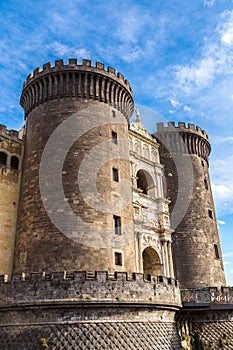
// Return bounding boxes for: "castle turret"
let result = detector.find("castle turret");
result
[14,59,135,274]
[155,122,226,288]
[0,124,24,276]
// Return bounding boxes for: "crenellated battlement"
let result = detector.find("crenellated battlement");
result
[0,270,178,285]
[157,122,209,140]
[24,59,131,90]
[0,124,23,140]
[181,287,233,305]
[0,271,181,308]
[155,122,211,160]
[20,59,134,118]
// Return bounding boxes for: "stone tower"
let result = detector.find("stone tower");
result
[14,58,136,274]
[155,122,226,288]
[0,124,24,276]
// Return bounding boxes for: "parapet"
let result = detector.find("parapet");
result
[0,270,179,284]
[156,122,209,141]
[181,287,233,305]
[0,271,181,308]
[24,59,132,91]
[155,122,211,160]
[0,124,24,141]
[20,59,134,119]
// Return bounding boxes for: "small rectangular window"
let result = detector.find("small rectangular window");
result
[112,110,116,118]
[214,244,220,259]
[113,215,121,235]
[112,131,118,144]
[208,209,213,219]
[112,167,119,182]
[115,252,122,266]
[204,179,208,190]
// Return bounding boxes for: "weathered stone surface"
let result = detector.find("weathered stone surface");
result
[0,60,230,349]
[0,321,182,350]
[15,65,135,273]
[155,123,226,288]
[0,271,181,308]
[0,125,24,276]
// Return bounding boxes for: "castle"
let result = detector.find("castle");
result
[0,59,232,350]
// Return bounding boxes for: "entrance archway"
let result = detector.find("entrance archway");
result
[142,247,162,278]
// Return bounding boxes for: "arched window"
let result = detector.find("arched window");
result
[142,247,162,279]
[136,169,148,194]
[134,141,140,154]
[136,169,156,198]
[10,156,19,170]
[0,152,7,167]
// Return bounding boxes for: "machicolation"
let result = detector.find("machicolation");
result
[155,122,210,159]
[0,57,230,350]
[21,59,134,118]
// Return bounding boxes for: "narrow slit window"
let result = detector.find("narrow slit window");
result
[112,110,116,118]
[204,179,208,190]
[112,167,119,182]
[115,252,122,266]
[113,215,121,235]
[214,244,220,259]
[112,131,118,144]
[208,209,213,219]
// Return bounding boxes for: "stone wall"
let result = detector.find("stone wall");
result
[0,271,182,349]
[0,125,24,276]
[178,307,233,350]
[0,271,181,307]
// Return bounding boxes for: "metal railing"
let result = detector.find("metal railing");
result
[181,287,233,304]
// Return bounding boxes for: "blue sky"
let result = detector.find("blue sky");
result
[1,0,233,284]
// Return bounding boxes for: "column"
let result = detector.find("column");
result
[168,241,174,278]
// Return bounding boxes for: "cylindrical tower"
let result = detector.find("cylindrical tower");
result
[155,122,226,288]
[14,59,136,274]
[0,125,24,276]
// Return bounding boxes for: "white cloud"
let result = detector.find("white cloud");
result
[169,98,182,108]
[211,155,233,215]
[183,105,192,112]
[219,11,233,46]
[213,135,233,143]
[203,0,215,7]
[221,28,233,45]
[48,42,89,58]
[224,261,230,265]
[115,6,152,44]
[223,252,233,258]
[211,158,233,215]
[170,10,233,94]
[212,184,231,196]
[120,46,145,63]
[218,220,226,225]
[173,55,218,92]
